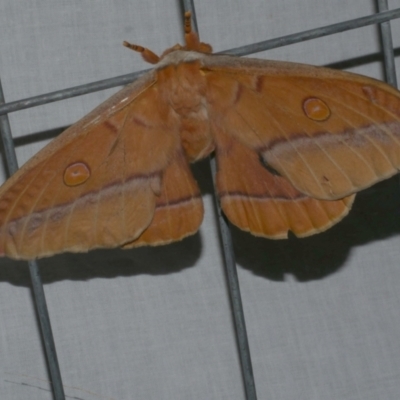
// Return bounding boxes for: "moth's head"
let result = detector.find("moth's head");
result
[123,11,212,65]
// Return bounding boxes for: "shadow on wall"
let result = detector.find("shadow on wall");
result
[234,176,400,281]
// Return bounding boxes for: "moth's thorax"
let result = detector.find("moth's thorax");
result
[156,56,214,162]
[156,59,206,112]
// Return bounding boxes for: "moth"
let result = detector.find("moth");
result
[1,12,400,260]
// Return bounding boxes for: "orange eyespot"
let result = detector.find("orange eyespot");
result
[302,97,331,121]
[63,162,91,187]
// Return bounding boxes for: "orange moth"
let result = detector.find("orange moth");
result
[1,12,400,260]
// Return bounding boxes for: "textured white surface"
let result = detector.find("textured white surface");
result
[1,0,400,399]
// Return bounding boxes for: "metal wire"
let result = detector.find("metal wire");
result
[27,260,66,400]
[0,81,66,399]
[0,81,18,175]
[377,0,398,88]
[222,7,400,56]
[181,3,258,399]
[0,2,398,399]
[0,8,399,116]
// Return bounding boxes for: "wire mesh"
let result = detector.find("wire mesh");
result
[0,1,399,399]
[1,7,400,117]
